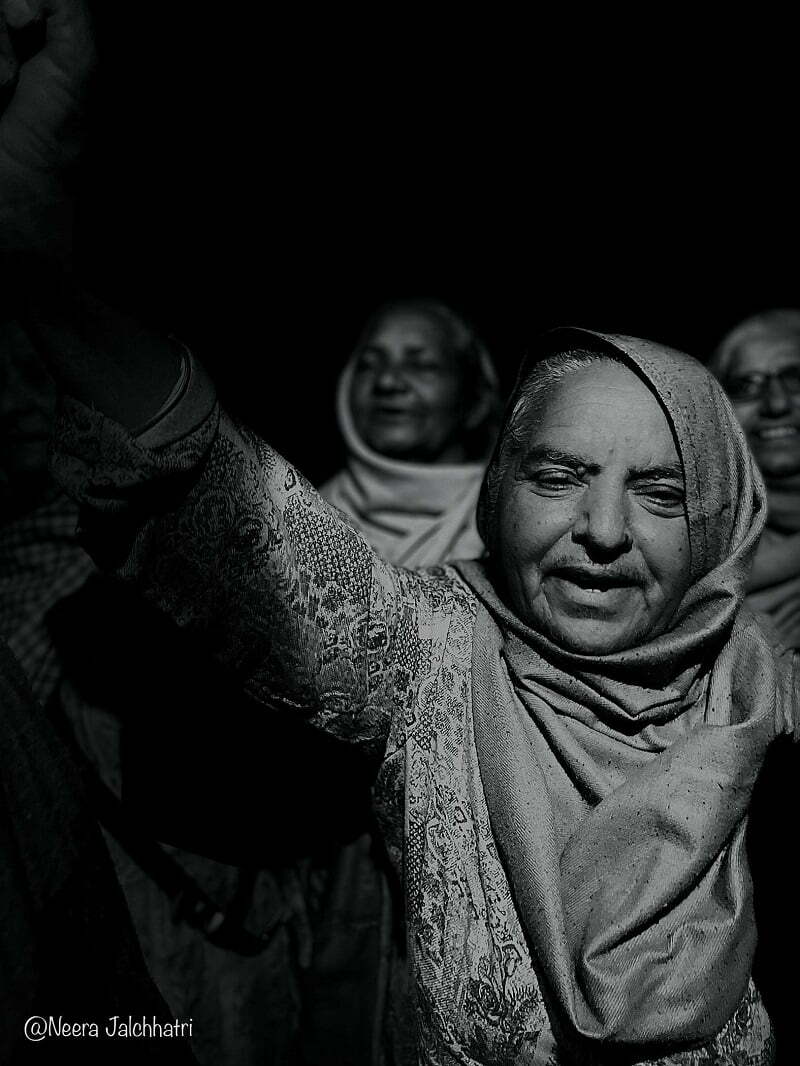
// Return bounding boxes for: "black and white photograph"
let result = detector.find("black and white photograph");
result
[1,3,798,1064]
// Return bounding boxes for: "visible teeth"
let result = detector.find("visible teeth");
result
[756,426,799,440]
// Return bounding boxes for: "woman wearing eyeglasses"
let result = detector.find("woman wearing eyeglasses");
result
[710,313,800,1063]
[711,310,800,649]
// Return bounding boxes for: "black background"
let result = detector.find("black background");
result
[74,2,799,485]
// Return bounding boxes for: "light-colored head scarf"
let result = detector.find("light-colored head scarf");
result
[456,328,798,1059]
[709,310,800,647]
[320,301,501,567]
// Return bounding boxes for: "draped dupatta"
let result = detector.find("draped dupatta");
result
[320,350,498,568]
[455,329,798,1061]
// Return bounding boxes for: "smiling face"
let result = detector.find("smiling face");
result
[494,360,691,655]
[349,310,472,463]
[723,334,800,480]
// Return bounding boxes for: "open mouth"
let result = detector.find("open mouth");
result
[371,407,418,421]
[753,425,800,442]
[549,565,639,592]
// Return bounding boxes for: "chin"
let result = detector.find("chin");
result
[556,633,630,656]
[748,433,800,474]
[767,469,800,483]
[543,616,644,656]
[756,453,800,480]
[364,432,418,457]
[373,442,424,462]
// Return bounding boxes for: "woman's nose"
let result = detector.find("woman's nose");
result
[761,375,792,417]
[572,483,632,558]
[373,365,407,393]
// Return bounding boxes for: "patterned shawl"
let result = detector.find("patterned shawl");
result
[456,328,798,1061]
[320,347,499,568]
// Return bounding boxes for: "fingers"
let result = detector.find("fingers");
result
[43,0,97,84]
[4,1,41,32]
[2,1,95,80]
[1,0,44,92]
[0,0,94,191]
[0,13,20,91]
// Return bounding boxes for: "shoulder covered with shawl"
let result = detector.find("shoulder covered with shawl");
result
[51,357,796,1066]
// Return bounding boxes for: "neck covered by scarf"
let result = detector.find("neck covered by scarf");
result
[456,329,798,1060]
[320,358,497,567]
[747,472,800,648]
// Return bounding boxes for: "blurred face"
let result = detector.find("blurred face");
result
[495,362,691,655]
[349,311,471,463]
[0,321,57,513]
[723,334,800,479]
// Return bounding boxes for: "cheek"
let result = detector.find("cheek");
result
[640,519,691,601]
[731,403,758,433]
[419,378,465,415]
[498,492,571,570]
[349,380,371,419]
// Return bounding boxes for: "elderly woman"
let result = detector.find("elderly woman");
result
[709,310,800,648]
[303,300,500,1064]
[709,310,800,1061]
[35,324,793,1066]
[323,298,500,564]
[2,7,797,1063]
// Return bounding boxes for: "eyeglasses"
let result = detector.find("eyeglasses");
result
[725,366,800,403]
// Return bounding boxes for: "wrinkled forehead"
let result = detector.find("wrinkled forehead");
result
[726,332,800,376]
[713,314,800,379]
[363,311,448,352]
[592,338,758,576]
[486,330,760,577]
[518,360,681,469]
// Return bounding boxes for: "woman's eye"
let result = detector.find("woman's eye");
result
[354,352,381,373]
[408,357,445,372]
[529,469,581,492]
[638,484,686,512]
[726,376,762,402]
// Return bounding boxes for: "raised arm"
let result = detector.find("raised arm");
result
[1,0,180,425]
[0,0,94,255]
[0,0,412,756]
[53,370,405,756]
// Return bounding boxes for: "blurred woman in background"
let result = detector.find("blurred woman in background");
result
[710,310,800,1060]
[301,299,502,1065]
[710,310,800,648]
[323,299,501,563]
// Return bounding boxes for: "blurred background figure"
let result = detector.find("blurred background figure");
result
[710,310,800,648]
[710,309,800,1062]
[0,319,95,700]
[300,299,502,1066]
[323,298,501,564]
[0,317,305,1066]
[0,634,198,1066]
[0,302,501,1065]
[0,319,197,1064]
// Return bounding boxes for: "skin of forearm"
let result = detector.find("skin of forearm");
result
[13,256,182,430]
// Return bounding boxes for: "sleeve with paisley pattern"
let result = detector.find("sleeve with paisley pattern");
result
[51,353,406,759]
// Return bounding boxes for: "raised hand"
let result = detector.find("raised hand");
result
[1,1,181,429]
[0,0,95,254]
